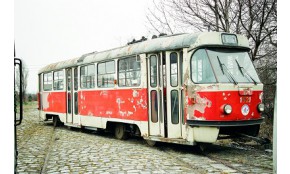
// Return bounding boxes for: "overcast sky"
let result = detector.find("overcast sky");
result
[15,0,155,93]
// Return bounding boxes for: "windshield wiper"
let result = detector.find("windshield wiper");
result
[217,56,238,85]
[235,59,257,85]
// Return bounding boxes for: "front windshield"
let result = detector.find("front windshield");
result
[191,48,261,84]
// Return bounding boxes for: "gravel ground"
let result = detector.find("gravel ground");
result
[16,102,273,173]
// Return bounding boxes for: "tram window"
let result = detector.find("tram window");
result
[151,90,158,123]
[97,61,115,88]
[74,92,78,115]
[67,93,71,114]
[67,69,71,91]
[171,90,179,124]
[43,72,52,91]
[118,57,141,87]
[150,55,157,87]
[170,52,178,87]
[191,49,216,83]
[74,68,78,90]
[53,70,64,90]
[180,51,183,85]
[81,64,95,89]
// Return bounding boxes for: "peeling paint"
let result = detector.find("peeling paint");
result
[106,111,112,115]
[132,90,139,97]
[187,93,212,120]
[259,92,263,102]
[136,96,147,109]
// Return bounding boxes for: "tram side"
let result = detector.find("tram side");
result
[38,54,151,139]
[38,32,265,146]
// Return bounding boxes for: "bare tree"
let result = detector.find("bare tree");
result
[146,0,277,118]
[15,61,29,103]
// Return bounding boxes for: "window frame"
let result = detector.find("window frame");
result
[97,60,115,88]
[190,48,217,84]
[43,72,53,91]
[118,56,141,87]
[80,64,96,89]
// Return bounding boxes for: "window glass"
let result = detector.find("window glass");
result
[151,90,158,123]
[67,93,71,114]
[170,52,178,87]
[67,69,72,90]
[118,57,141,87]
[150,55,157,87]
[53,70,64,90]
[191,49,216,83]
[43,72,53,91]
[207,48,261,83]
[81,64,95,89]
[171,90,179,124]
[74,68,78,90]
[74,92,78,115]
[97,61,115,88]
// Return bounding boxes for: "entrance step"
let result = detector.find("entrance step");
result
[144,136,195,145]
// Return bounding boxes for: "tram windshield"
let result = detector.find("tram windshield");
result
[191,48,261,84]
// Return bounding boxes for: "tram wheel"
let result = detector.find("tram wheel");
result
[115,123,128,140]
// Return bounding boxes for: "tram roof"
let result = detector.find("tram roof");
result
[38,32,249,73]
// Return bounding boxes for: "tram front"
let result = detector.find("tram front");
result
[185,33,264,143]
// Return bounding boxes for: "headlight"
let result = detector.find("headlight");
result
[258,103,265,112]
[224,104,232,114]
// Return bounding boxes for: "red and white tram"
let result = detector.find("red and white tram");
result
[38,32,264,145]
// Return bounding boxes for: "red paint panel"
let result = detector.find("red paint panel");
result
[78,89,148,121]
[42,92,66,113]
[187,90,263,121]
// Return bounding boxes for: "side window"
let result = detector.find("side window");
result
[97,61,115,88]
[150,55,157,87]
[118,56,141,87]
[191,49,216,83]
[43,72,52,91]
[80,64,95,89]
[74,68,78,90]
[53,70,64,90]
[170,52,178,87]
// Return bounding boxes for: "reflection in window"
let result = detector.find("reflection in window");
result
[151,90,158,123]
[97,61,115,88]
[53,70,64,90]
[206,48,261,83]
[74,68,78,90]
[43,72,53,91]
[150,55,157,87]
[67,93,71,114]
[81,64,95,89]
[118,57,141,87]
[67,69,71,91]
[171,90,179,124]
[74,92,78,115]
[191,49,216,83]
[170,52,178,87]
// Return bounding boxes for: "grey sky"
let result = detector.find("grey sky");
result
[15,0,153,93]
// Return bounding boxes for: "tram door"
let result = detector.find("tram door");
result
[165,51,183,138]
[148,52,183,138]
[148,54,165,137]
[66,67,79,125]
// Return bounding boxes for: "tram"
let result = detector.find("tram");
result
[38,32,264,145]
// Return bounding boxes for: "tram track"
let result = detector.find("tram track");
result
[40,126,57,174]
